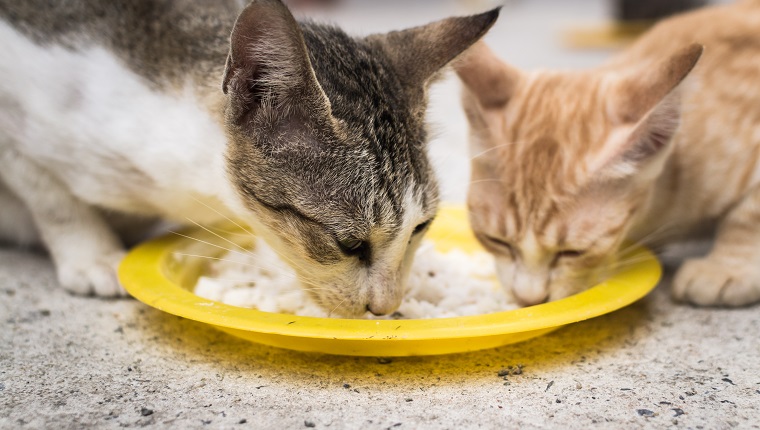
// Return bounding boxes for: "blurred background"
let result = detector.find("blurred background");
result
[282,0,729,202]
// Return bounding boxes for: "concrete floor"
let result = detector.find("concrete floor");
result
[2,1,759,429]
[4,250,759,429]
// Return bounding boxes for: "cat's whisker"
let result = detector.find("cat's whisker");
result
[297,287,333,296]
[621,222,684,253]
[174,252,275,269]
[171,218,321,288]
[188,194,258,238]
[183,218,259,259]
[169,231,254,259]
[468,178,503,187]
[614,254,657,266]
[328,296,350,318]
[173,252,302,282]
[265,247,315,279]
[469,142,518,161]
[176,225,335,298]
[204,226,256,238]
[187,219,318,283]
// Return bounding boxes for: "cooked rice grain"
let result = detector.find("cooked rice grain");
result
[194,239,517,319]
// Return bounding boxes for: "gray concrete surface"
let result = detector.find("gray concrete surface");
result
[3,249,759,429]
[2,1,759,429]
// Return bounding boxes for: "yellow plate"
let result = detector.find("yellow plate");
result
[118,206,661,356]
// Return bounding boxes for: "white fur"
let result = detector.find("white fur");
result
[0,22,241,224]
[0,21,435,312]
[0,22,244,295]
[359,187,426,315]
[509,230,550,305]
[0,180,38,245]
[274,185,428,317]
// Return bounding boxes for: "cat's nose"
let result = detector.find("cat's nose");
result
[513,288,549,307]
[365,275,403,316]
[366,302,392,317]
[511,270,550,306]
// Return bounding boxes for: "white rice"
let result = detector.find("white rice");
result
[193,239,517,319]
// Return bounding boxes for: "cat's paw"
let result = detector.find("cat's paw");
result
[672,257,760,307]
[56,251,129,298]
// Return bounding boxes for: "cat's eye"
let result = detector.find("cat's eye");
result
[337,237,369,260]
[338,237,364,252]
[413,219,433,235]
[556,250,585,259]
[482,235,517,258]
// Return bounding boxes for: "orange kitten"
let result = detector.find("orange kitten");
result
[456,1,760,307]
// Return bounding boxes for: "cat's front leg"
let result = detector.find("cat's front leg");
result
[672,185,760,307]
[0,148,127,297]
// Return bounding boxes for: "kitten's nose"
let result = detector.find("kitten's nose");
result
[511,270,550,306]
[366,303,391,317]
[365,276,403,316]
[513,288,549,307]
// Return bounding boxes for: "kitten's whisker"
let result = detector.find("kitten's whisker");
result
[297,287,333,295]
[184,218,258,258]
[173,252,300,281]
[189,195,257,238]
[328,296,350,318]
[178,235,331,297]
[614,255,656,266]
[170,231,253,259]
[469,142,517,161]
[469,178,503,186]
[198,276,268,284]
[205,226,255,238]
[621,222,683,253]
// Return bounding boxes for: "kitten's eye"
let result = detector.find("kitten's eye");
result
[413,219,432,235]
[338,237,368,258]
[556,250,585,259]
[483,235,517,258]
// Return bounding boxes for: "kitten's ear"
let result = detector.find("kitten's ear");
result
[598,44,703,178]
[222,0,327,113]
[455,41,522,109]
[369,8,500,88]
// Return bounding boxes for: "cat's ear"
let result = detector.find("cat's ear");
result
[455,41,522,109]
[222,0,327,114]
[597,44,703,179]
[369,8,500,89]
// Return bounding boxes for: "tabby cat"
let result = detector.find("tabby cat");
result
[457,1,760,307]
[0,0,499,317]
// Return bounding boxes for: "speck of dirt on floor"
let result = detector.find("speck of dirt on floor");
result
[497,364,524,377]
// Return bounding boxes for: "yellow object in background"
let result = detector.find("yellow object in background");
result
[562,21,651,50]
[118,206,661,357]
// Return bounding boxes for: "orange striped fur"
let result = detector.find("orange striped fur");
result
[457,1,760,307]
